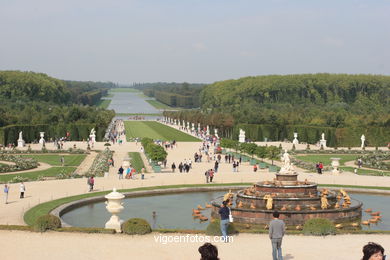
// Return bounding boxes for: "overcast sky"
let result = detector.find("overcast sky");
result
[0,0,389,84]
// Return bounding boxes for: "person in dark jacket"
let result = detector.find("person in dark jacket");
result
[218,200,230,242]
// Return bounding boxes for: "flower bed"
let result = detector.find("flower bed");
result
[359,153,390,171]
[0,154,38,173]
[85,148,113,177]
[0,148,88,154]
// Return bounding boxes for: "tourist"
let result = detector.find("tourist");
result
[209,169,214,183]
[4,184,9,204]
[198,243,220,260]
[125,166,131,179]
[232,162,236,172]
[269,211,286,260]
[178,162,183,173]
[141,168,145,179]
[20,182,25,199]
[60,156,65,166]
[253,164,258,172]
[362,242,385,260]
[205,170,210,183]
[358,158,363,168]
[214,161,219,173]
[171,162,176,173]
[315,162,320,173]
[88,176,94,192]
[218,200,230,242]
[319,162,324,174]
[118,166,124,179]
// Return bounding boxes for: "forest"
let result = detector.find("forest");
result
[165,74,390,146]
[0,71,115,144]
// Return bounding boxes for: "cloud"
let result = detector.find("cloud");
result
[192,42,207,51]
[322,37,344,47]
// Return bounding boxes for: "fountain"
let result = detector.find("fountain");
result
[211,151,362,227]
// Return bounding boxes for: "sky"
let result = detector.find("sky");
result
[0,0,389,84]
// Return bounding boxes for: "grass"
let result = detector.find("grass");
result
[108,88,139,92]
[24,183,390,227]
[116,113,162,116]
[146,100,175,110]
[124,121,200,141]
[0,167,76,183]
[340,166,390,176]
[20,154,87,166]
[128,152,146,172]
[294,154,359,166]
[96,99,111,109]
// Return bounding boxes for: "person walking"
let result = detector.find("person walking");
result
[205,170,210,183]
[209,169,214,183]
[118,166,124,179]
[4,184,9,204]
[319,162,323,174]
[88,176,95,192]
[269,211,286,260]
[218,200,230,242]
[60,156,65,166]
[20,182,25,199]
[171,162,176,173]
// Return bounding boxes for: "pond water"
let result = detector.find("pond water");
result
[61,191,390,231]
[107,92,160,114]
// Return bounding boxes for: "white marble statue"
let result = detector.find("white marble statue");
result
[206,125,210,135]
[292,132,299,145]
[214,128,219,139]
[39,132,45,145]
[239,128,246,143]
[90,128,96,143]
[279,149,295,174]
[361,134,365,149]
[17,131,25,148]
[320,132,327,148]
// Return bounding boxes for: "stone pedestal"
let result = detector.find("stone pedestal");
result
[320,139,327,148]
[105,188,125,232]
[89,134,96,143]
[17,139,25,148]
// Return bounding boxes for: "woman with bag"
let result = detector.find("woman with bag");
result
[218,200,230,242]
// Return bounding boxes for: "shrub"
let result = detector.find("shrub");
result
[303,218,336,236]
[33,214,61,232]
[205,219,238,236]
[122,218,152,235]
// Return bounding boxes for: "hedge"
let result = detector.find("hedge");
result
[234,124,390,147]
[122,218,152,235]
[0,123,105,145]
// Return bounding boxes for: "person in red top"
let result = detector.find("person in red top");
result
[209,169,214,183]
[319,162,324,174]
[253,164,258,172]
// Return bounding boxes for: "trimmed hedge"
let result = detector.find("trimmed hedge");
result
[303,218,336,236]
[122,218,152,235]
[205,219,238,236]
[0,123,105,145]
[234,124,390,147]
[56,227,116,234]
[33,214,62,232]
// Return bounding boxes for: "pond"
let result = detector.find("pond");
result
[107,92,160,114]
[61,191,390,231]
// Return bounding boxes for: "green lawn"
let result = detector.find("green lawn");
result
[124,121,200,141]
[146,100,175,109]
[109,88,139,92]
[294,154,359,166]
[340,166,390,176]
[20,154,87,166]
[0,167,76,183]
[96,99,111,109]
[116,113,162,116]
[129,152,146,172]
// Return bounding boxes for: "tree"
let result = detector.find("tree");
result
[255,146,267,161]
[266,146,281,165]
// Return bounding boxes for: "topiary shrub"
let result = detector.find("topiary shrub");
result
[205,219,238,236]
[303,218,336,236]
[122,218,152,235]
[33,214,61,232]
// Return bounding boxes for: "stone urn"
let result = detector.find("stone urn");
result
[39,132,45,145]
[105,188,125,232]
[330,158,341,174]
